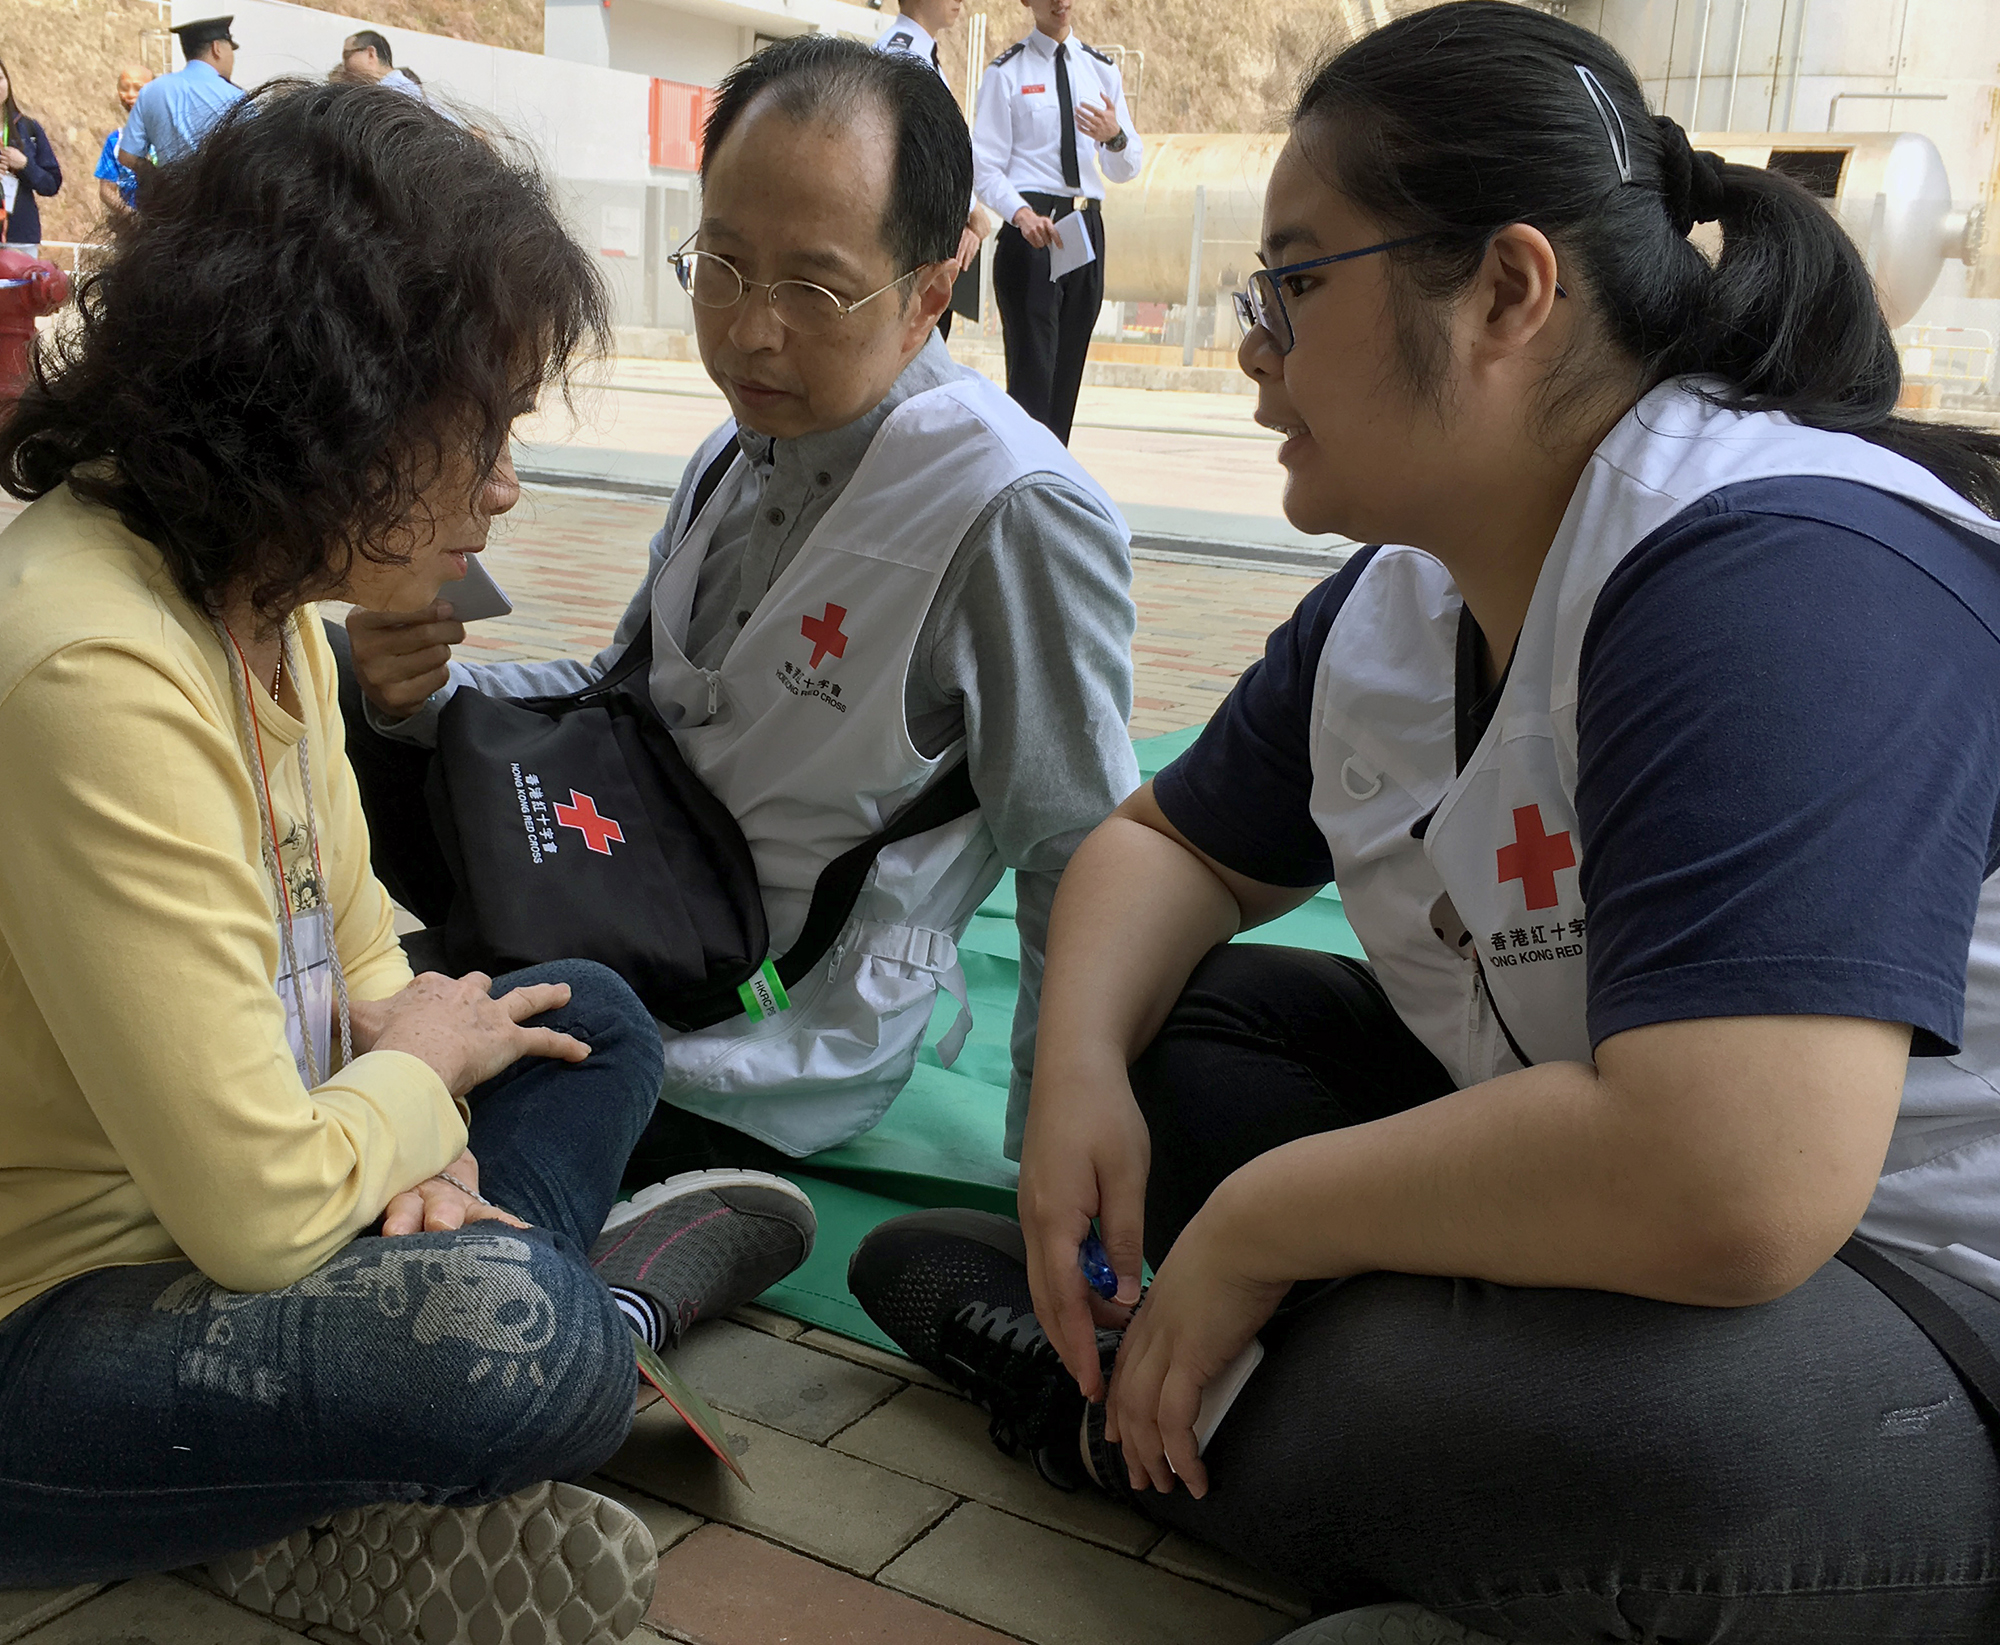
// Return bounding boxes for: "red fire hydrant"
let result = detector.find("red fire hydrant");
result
[0,246,70,405]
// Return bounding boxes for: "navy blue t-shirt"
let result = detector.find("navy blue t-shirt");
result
[1154,477,2000,1057]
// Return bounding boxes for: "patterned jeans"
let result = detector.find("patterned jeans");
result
[0,960,661,1585]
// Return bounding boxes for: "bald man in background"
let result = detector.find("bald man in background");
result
[94,68,151,216]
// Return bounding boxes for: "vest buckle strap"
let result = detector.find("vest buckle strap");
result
[851,919,960,974]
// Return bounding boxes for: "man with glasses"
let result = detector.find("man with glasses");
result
[336,35,1138,1342]
[338,31,425,101]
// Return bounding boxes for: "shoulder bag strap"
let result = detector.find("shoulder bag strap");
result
[560,442,741,709]
[665,760,982,1029]
[773,760,980,991]
[1837,1236,2000,1428]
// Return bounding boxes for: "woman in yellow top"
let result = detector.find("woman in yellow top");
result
[0,81,669,1639]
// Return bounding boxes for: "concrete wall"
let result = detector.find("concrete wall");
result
[606,4,752,85]
[543,0,752,79]
[542,0,889,80]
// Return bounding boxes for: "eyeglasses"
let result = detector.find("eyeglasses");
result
[1234,235,1566,355]
[673,243,931,337]
[1231,236,1424,355]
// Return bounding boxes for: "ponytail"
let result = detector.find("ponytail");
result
[1298,1,2000,515]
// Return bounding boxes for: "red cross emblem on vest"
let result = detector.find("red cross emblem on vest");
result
[1496,804,1575,912]
[801,602,849,669]
[553,790,624,856]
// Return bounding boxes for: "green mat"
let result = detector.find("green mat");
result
[754,726,1363,1351]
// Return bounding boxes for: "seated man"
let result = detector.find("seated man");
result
[339,35,1139,1345]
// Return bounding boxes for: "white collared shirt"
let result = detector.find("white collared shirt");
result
[875,14,944,76]
[972,29,1142,224]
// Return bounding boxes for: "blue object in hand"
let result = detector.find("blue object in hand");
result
[1078,1230,1120,1301]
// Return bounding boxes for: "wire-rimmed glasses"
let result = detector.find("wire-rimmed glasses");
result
[672,240,931,336]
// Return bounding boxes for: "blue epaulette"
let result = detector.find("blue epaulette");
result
[1082,43,1115,65]
[992,41,1025,66]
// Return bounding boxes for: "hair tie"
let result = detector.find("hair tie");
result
[1652,115,1728,236]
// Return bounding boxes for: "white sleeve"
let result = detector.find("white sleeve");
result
[972,65,1028,224]
[1099,66,1143,184]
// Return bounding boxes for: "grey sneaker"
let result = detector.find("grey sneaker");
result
[1274,1604,1511,1645]
[591,1168,816,1347]
[207,1478,656,1644]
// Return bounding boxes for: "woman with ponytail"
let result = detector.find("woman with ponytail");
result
[851,4,2000,1639]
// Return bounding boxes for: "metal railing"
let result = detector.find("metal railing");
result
[22,243,109,281]
[1898,324,1995,396]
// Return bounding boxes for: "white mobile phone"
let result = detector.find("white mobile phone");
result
[1193,1338,1265,1455]
[443,556,513,621]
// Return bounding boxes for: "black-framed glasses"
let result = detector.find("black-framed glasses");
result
[1232,236,1425,355]
[673,240,931,337]
[1233,235,1566,354]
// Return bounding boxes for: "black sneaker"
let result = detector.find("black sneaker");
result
[848,1209,1118,1490]
[591,1169,815,1348]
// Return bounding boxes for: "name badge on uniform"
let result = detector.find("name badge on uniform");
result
[1021,84,1045,94]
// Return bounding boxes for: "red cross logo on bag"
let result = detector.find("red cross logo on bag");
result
[554,790,624,855]
[801,602,849,669]
[1496,804,1575,911]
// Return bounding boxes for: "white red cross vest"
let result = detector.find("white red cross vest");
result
[642,372,1122,1156]
[1309,379,2000,1297]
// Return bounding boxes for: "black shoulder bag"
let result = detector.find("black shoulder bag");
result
[426,447,979,1031]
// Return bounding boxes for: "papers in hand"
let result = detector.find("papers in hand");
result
[1048,214,1096,281]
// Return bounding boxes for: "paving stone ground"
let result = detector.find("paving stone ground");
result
[0,420,1323,1644]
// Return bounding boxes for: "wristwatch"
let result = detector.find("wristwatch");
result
[1105,130,1129,154]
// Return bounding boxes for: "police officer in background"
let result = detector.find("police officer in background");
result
[875,0,985,341]
[973,0,1140,444]
[117,16,245,182]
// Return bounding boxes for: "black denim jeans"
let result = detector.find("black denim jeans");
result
[1125,944,2000,1641]
[0,960,662,1585]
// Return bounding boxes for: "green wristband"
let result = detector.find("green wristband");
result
[738,959,791,1021]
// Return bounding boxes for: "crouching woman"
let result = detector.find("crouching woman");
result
[0,81,664,1639]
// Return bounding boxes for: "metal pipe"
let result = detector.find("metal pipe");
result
[1828,89,1944,131]
[1725,0,1750,130]
[1763,0,1789,129]
[1181,184,1206,367]
[1689,0,1715,127]
[965,11,990,332]
[964,11,986,124]
[1782,0,1811,130]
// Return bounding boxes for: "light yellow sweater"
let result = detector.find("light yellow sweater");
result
[0,486,467,1320]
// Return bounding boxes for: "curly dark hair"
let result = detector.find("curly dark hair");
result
[0,78,609,619]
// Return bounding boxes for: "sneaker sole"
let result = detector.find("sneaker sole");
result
[207,1480,656,1645]
[601,1167,816,1236]
[1276,1604,1509,1645]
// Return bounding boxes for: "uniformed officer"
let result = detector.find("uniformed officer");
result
[117,16,245,182]
[875,0,954,72]
[875,0,984,341]
[972,0,1140,444]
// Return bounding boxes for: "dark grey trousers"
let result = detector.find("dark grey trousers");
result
[1124,944,2000,1642]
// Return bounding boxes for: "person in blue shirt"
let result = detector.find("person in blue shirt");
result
[854,5,2000,1641]
[118,17,244,183]
[94,68,151,217]
[0,59,62,251]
